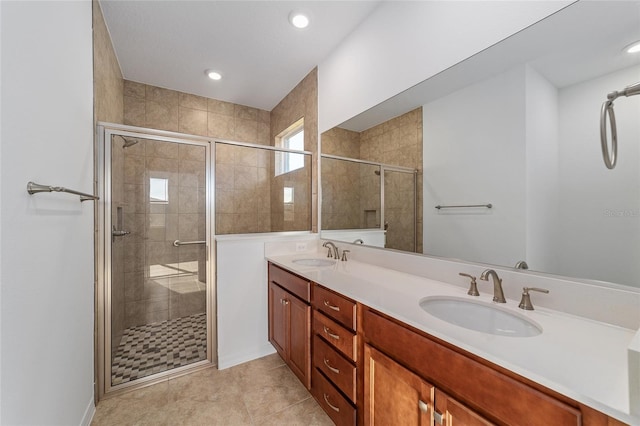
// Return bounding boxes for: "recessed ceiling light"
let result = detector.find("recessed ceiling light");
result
[624,40,640,54]
[289,11,309,29]
[205,69,222,80]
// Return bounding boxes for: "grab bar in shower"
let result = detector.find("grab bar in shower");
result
[600,81,640,169]
[173,240,206,247]
[435,203,492,210]
[27,181,99,202]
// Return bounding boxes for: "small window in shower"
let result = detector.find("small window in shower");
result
[284,186,294,204]
[275,118,304,175]
[149,178,169,204]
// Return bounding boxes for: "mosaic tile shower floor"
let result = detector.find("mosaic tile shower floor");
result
[112,312,207,385]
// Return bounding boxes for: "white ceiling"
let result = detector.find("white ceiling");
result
[340,0,640,132]
[100,0,380,111]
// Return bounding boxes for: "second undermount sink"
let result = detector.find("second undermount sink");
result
[292,258,336,267]
[419,296,542,337]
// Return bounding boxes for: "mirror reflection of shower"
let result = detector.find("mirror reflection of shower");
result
[321,154,417,252]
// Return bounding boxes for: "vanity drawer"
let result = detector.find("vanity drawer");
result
[313,285,356,330]
[312,368,356,426]
[314,311,357,361]
[268,263,310,303]
[313,334,357,402]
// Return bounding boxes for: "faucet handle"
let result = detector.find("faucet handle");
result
[325,247,333,258]
[518,287,549,310]
[459,273,479,296]
[341,250,350,261]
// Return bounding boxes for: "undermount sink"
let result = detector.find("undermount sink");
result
[419,296,542,337]
[292,258,336,267]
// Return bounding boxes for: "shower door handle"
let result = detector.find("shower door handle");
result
[173,240,206,247]
[112,226,130,241]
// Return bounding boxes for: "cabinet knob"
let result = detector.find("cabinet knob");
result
[418,400,429,413]
[280,298,289,305]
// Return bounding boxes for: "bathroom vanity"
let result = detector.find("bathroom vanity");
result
[266,251,638,426]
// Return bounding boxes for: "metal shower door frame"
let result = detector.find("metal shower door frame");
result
[95,123,216,401]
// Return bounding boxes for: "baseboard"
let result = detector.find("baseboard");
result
[217,344,276,370]
[80,395,95,426]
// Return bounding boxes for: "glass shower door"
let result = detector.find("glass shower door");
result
[109,134,209,387]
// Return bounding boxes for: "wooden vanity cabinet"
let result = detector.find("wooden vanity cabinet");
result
[434,389,495,426]
[268,263,311,389]
[363,307,582,426]
[311,284,359,425]
[364,344,434,425]
[267,264,628,426]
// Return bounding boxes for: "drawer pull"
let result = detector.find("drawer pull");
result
[323,393,340,412]
[323,357,340,374]
[418,400,429,413]
[434,410,443,424]
[323,300,341,311]
[323,326,340,340]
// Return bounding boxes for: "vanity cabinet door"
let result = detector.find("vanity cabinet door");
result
[268,279,311,389]
[288,292,311,388]
[268,281,288,357]
[364,344,434,426]
[434,389,494,426]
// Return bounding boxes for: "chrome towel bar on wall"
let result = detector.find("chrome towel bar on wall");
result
[435,203,492,210]
[27,181,99,202]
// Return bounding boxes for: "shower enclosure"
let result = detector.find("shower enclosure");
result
[96,124,214,398]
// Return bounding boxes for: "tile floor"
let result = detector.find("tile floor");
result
[112,313,207,385]
[92,353,333,425]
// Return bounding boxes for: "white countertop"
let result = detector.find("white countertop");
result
[266,253,639,425]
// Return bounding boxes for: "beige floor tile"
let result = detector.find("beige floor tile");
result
[168,366,243,403]
[164,397,253,425]
[257,397,334,426]
[93,354,331,426]
[241,365,312,419]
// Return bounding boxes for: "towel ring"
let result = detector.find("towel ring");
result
[600,99,617,170]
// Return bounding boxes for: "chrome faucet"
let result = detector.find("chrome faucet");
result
[479,269,506,303]
[322,241,340,259]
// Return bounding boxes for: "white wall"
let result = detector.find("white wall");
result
[216,234,317,369]
[556,65,640,287]
[0,2,95,425]
[525,65,560,273]
[318,1,570,132]
[422,66,527,267]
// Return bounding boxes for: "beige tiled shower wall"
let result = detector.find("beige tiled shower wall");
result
[215,143,272,234]
[270,69,318,232]
[122,80,274,235]
[93,0,125,353]
[93,1,124,124]
[123,80,270,143]
[120,139,207,328]
[321,158,375,230]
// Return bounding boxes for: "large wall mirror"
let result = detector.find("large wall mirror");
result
[320,1,640,288]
